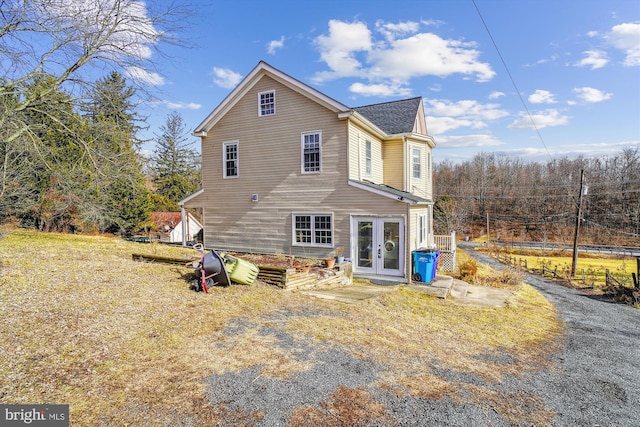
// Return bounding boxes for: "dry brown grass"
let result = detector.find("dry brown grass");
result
[288,385,388,427]
[0,229,563,425]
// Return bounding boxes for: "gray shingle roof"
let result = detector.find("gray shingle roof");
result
[353,97,422,135]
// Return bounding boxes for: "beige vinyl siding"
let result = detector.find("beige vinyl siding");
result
[347,123,384,183]
[406,139,433,201]
[409,206,432,252]
[382,139,404,190]
[199,75,408,259]
[408,142,426,196]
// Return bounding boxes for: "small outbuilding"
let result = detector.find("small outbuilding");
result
[150,212,202,244]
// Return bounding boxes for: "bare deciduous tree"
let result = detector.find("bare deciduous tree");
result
[0,0,189,159]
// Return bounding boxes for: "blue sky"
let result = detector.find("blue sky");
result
[139,0,640,164]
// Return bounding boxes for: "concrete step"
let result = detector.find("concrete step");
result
[405,275,453,299]
[449,279,470,299]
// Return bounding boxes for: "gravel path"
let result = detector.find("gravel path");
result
[463,248,640,426]
[202,249,640,426]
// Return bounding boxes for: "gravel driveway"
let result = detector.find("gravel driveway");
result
[203,248,640,426]
[463,248,640,426]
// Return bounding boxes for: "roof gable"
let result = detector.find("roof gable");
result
[194,61,349,135]
[353,97,422,135]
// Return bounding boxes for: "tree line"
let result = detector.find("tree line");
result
[433,149,640,246]
[1,0,198,235]
[1,70,200,234]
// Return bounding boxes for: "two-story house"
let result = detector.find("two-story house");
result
[180,61,436,282]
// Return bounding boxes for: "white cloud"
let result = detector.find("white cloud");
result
[161,101,201,110]
[267,36,285,55]
[424,99,508,134]
[605,22,640,66]
[575,50,608,69]
[124,66,164,86]
[488,91,505,99]
[535,54,560,65]
[421,19,445,27]
[572,87,612,103]
[349,82,411,97]
[368,33,495,82]
[375,20,420,41]
[508,109,570,129]
[314,20,372,79]
[426,116,482,134]
[435,134,505,148]
[528,90,556,104]
[312,19,495,91]
[212,67,243,89]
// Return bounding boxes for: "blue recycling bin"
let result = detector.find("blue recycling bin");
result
[412,249,440,284]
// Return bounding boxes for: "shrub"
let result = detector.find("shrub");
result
[457,258,478,282]
[477,267,525,289]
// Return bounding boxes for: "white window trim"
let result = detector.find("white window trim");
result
[412,146,423,179]
[222,140,239,178]
[292,212,333,248]
[301,130,322,174]
[365,139,372,177]
[418,213,427,245]
[258,89,275,117]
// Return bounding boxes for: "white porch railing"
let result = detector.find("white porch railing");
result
[433,231,457,272]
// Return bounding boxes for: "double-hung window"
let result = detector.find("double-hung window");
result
[302,131,321,173]
[258,90,275,116]
[412,146,422,179]
[223,141,239,178]
[293,213,333,247]
[365,140,372,176]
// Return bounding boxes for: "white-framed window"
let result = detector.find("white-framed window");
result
[301,131,321,173]
[418,213,428,245]
[258,90,275,116]
[412,146,422,179]
[365,139,372,176]
[293,213,333,247]
[223,140,239,178]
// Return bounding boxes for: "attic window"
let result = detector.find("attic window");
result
[258,90,275,116]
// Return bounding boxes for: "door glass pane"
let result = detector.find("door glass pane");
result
[383,221,400,270]
[357,221,373,268]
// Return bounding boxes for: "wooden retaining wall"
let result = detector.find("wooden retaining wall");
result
[132,252,353,290]
[258,262,353,290]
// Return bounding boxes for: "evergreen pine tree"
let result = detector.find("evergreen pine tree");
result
[152,111,199,210]
[84,72,151,234]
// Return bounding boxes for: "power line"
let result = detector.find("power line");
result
[471,0,554,161]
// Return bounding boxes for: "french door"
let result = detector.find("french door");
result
[352,216,404,277]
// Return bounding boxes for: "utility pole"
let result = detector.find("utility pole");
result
[486,212,490,247]
[571,169,586,277]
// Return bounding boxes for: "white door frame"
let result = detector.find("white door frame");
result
[351,215,405,277]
